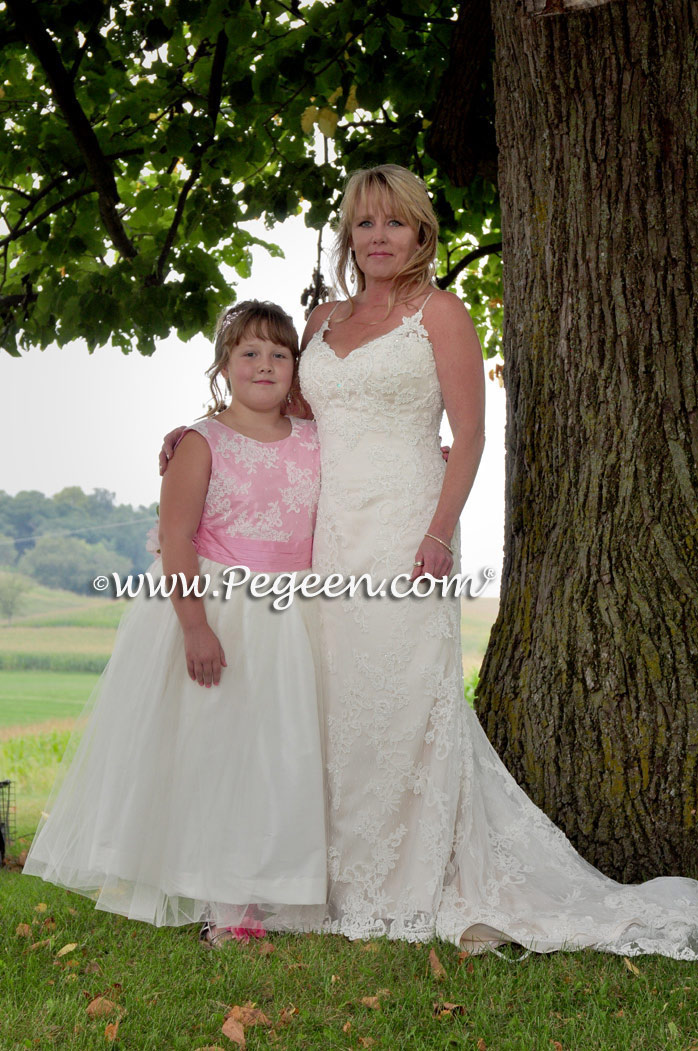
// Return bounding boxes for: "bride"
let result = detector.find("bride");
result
[168,164,698,957]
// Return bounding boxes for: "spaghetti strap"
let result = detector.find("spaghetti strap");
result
[325,301,342,324]
[417,289,436,315]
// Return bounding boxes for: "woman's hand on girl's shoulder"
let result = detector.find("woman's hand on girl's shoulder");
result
[159,425,188,475]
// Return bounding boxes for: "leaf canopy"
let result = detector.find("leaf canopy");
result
[0,0,501,355]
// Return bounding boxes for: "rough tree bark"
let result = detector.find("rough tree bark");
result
[478,0,698,880]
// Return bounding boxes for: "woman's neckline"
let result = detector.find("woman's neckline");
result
[208,415,295,445]
[320,293,433,361]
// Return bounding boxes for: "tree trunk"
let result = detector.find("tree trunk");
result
[479,0,698,881]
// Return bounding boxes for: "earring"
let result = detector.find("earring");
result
[350,252,357,284]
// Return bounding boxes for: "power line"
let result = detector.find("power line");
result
[0,516,157,546]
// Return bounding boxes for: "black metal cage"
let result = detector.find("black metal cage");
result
[0,780,16,865]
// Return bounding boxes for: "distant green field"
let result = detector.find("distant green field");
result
[0,671,99,730]
[17,603,124,628]
[461,595,498,673]
[1,578,119,619]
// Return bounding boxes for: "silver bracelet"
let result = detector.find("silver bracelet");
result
[424,532,453,555]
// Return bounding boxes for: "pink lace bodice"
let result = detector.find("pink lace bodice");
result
[181,416,321,571]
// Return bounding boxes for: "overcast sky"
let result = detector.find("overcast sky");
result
[0,215,506,590]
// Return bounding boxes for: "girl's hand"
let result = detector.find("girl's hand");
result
[159,426,187,475]
[410,534,454,582]
[183,624,227,687]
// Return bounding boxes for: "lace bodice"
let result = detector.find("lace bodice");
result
[300,304,447,579]
[181,416,321,571]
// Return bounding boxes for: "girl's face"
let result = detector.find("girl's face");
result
[350,192,420,282]
[222,328,295,411]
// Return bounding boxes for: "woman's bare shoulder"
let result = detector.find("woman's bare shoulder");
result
[301,299,347,347]
[424,287,470,319]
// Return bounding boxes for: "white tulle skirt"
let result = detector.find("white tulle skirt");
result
[23,558,327,928]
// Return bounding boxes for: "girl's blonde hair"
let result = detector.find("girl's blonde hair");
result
[205,300,299,416]
[333,165,439,310]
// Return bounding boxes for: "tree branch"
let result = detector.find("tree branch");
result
[152,161,201,285]
[69,4,107,80]
[5,0,137,260]
[0,187,96,249]
[426,0,498,186]
[436,241,502,289]
[207,30,228,126]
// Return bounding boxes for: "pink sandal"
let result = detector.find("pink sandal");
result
[200,922,266,947]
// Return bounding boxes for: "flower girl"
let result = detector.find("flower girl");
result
[24,301,327,942]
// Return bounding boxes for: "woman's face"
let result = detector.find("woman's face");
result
[350,193,420,284]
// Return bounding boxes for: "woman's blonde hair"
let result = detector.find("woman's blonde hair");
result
[205,300,299,416]
[333,165,438,310]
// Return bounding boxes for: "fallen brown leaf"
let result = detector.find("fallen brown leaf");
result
[360,941,378,952]
[26,938,52,952]
[433,1001,466,1018]
[84,961,102,974]
[105,1019,120,1042]
[42,917,56,931]
[457,950,470,961]
[67,907,78,916]
[34,902,48,913]
[257,940,275,956]
[56,942,78,957]
[342,1020,352,1033]
[360,996,381,1010]
[552,1043,563,1050]
[226,1003,272,1028]
[358,1039,375,1048]
[477,1040,487,1051]
[278,1006,299,1025]
[86,997,116,1019]
[194,1047,226,1051]
[429,948,447,980]
[623,957,641,976]
[221,1016,245,1047]
[15,923,32,938]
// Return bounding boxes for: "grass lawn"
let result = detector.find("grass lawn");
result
[1,869,696,1051]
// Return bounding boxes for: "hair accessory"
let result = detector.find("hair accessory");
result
[424,533,452,555]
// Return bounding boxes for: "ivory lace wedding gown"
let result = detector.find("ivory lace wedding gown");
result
[295,299,698,957]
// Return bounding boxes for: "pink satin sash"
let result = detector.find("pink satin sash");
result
[192,525,312,572]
